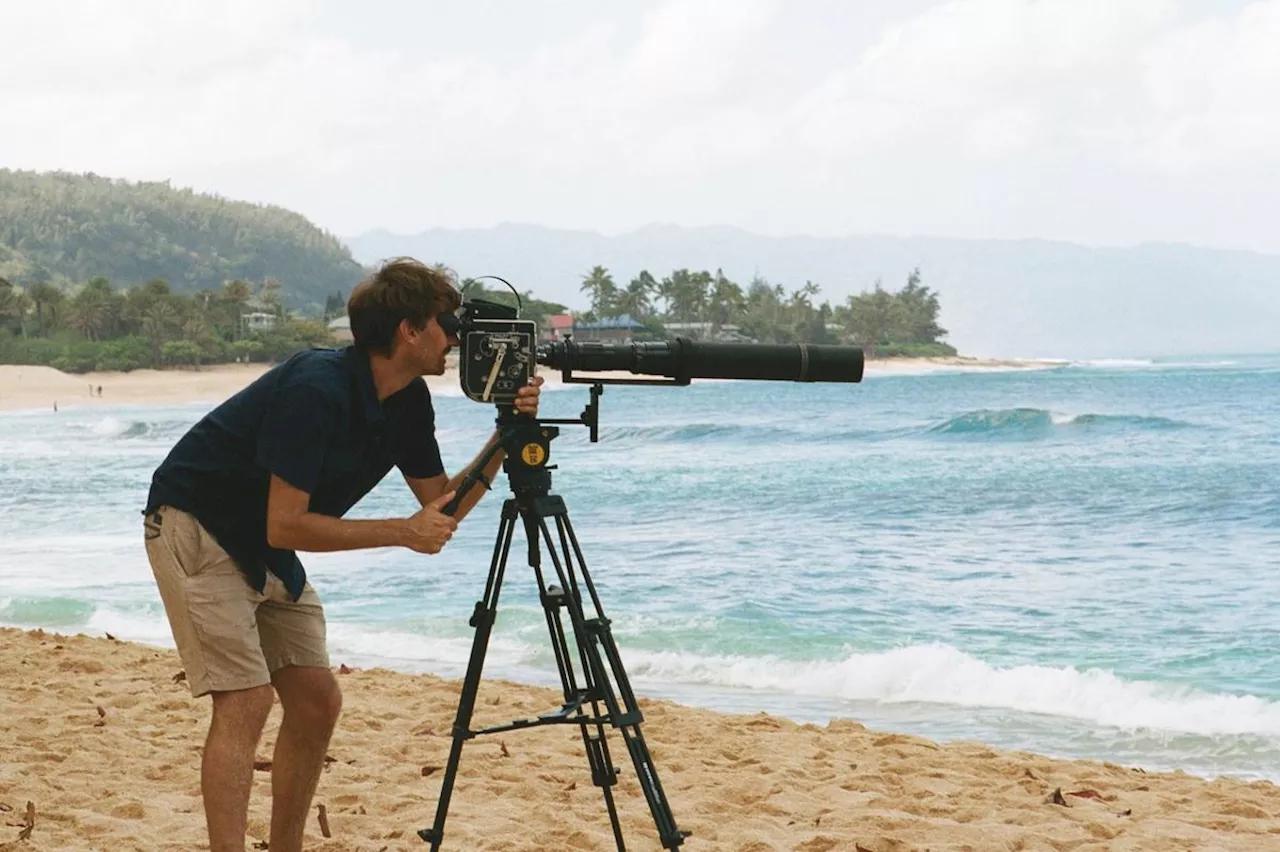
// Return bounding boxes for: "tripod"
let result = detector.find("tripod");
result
[419,391,688,851]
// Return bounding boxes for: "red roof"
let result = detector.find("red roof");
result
[548,314,575,328]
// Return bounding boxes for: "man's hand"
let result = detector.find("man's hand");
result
[403,490,459,554]
[514,375,544,417]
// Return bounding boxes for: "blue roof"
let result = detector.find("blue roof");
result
[574,314,646,330]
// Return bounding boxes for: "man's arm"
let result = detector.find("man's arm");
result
[267,475,456,554]
[403,376,543,519]
[404,430,505,522]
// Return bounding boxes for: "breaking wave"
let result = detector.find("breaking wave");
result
[927,408,1194,438]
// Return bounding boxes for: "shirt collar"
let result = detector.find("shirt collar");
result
[345,346,384,425]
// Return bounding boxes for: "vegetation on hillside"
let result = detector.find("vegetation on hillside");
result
[0,169,363,312]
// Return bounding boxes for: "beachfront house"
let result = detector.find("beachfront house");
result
[569,314,647,342]
[241,311,277,333]
[544,313,575,342]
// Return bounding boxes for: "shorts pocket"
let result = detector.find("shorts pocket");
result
[156,508,206,578]
[186,569,260,643]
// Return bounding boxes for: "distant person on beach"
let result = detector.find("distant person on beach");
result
[141,258,543,852]
[96,385,102,397]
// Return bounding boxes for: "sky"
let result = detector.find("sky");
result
[2,0,1278,254]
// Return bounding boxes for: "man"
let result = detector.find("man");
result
[142,257,542,852]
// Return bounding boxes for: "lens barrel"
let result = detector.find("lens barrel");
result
[538,338,864,383]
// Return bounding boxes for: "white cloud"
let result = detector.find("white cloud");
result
[1,1,1278,250]
[1141,2,1280,169]
[786,0,1280,166]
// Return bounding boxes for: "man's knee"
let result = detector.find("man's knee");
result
[274,667,342,729]
[309,675,343,728]
[210,684,275,736]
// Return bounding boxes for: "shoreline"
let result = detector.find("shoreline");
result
[2,626,1278,851]
[0,354,1059,412]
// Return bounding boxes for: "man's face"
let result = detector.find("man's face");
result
[412,314,458,376]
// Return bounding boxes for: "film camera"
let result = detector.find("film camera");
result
[436,293,536,404]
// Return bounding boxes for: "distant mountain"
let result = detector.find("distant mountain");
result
[344,223,1280,359]
[0,169,364,312]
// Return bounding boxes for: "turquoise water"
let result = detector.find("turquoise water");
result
[2,354,1278,780]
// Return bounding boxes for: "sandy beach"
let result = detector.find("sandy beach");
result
[0,362,461,413]
[0,355,1058,413]
[2,627,1278,851]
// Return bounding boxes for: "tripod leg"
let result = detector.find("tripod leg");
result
[589,623,685,849]
[535,503,688,850]
[523,508,629,851]
[419,501,520,850]
[583,727,627,851]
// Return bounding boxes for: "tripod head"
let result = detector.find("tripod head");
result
[441,385,606,515]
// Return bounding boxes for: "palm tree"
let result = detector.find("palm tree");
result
[221,279,252,303]
[220,279,252,339]
[27,282,65,336]
[635,270,659,309]
[67,298,107,341]
[708,271,745,332]
[0,282,31,338]
[143,301,180,345]
[615,273,655,319]
[689,271,712,325]
[183,315,209,340]
[579,266,618,317]
[67,277,121,341]
[259,277,285,319]
[662,269,693,325]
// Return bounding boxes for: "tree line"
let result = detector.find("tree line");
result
[0,276,334,373]
[575,265,953,357]
[0,260,953,373]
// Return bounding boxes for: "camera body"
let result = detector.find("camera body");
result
[451,298,537,404]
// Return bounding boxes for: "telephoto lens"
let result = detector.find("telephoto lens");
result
[538,338,864,383]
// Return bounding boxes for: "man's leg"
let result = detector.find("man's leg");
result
[267,665,343,852]
[204,685,276,852]
[145,506,276,851]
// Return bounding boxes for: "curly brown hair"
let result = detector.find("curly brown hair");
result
[347,257,462,356]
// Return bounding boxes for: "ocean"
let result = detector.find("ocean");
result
[2,354,1278,782]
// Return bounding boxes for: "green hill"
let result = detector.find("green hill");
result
[0,169,363,311]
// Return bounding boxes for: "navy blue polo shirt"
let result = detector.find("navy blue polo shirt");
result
[144,346,445,600]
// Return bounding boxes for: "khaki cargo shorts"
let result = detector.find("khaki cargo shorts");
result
[144,505,330,697]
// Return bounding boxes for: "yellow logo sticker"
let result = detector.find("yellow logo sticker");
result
[521,443,547,466]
